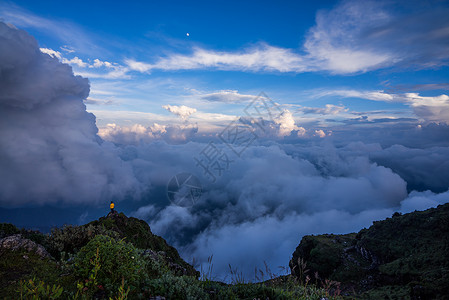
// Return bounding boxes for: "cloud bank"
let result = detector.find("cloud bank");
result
[0,22,139,205]
[98,123,198,145]
[317,89,449,123]
[127,141,449,280]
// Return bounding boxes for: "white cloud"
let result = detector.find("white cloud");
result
[405,93,449,107]
[98,122,198,145]
[200,90,257,103]
[187,208,393,281]
[187,187,449,281]
[300,104,349,115]
[83,97,116,106]
[60,45,75,53]
[39,44,129,79]
[90,58,115,69]
[57,55,130,79]
[40,50,107,71]
[297,127,307,137]
[40,48,62,59]
[122,140,449,280]
[74,66,130,79]
[124,36,393,75]
[399,190,449,214]
[316,89,395,101]
[123,0,449,76]
[403,93,449,123]
[125,31,387,75]
[126,141,418,280]
[369,144,449,193]
[125,59,152,72]
[163,104,197,120]
[315,89,449,123]
[303,0,449,73]
[238,109,307,139]
[273,109,306,137]
[126,44,306,74]
[303,0,394,74]
[4,0,449,81]
[314,129,326,138]
[98,123,163,144]
[62,56,88,68]
[0,22,140,205]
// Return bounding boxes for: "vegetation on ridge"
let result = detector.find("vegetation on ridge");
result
[0,211,342,299]
[2,204,447,299]
[290,203,449,299]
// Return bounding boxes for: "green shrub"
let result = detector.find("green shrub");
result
[142,251,173,279]
[0,223,20,237]
[73,235,147,297]
[18,278,63,300]
[148,274,209,300]
[87,214,199,277]
[0,250,63,299]
[47,224,120,259]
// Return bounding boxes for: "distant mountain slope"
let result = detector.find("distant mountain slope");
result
[290,203,449,299]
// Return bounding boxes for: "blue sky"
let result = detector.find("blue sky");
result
[2,0,448,138]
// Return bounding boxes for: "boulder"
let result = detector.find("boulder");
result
[0,234,51,259]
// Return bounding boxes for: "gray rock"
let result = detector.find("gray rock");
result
[0,234,51,259]
[356,246,380,269]
[142,249,189,275]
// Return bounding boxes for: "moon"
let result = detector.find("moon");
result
[186,33,190,37]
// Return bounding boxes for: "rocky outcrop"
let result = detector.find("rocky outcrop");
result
[0,234,51,259]
[99,212,199,277]
[143,249,192,276]
[290,203,449,299]
[49,211,199,278]
[356,245,380,270]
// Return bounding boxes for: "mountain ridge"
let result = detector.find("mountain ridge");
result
[289,203,449,299]
[1,204,448,299]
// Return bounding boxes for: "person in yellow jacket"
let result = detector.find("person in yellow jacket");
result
[110,201,115,212]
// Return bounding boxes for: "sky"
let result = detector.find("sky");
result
[1,0,449,281]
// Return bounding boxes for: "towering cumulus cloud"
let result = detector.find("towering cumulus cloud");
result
[0,22,139,205]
